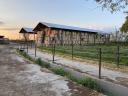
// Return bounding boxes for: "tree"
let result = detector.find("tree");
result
[120,16,128,33]
[95,0,128,12]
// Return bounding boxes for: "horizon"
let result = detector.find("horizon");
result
[0,0,127,39]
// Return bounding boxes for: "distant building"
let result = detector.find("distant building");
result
[0,35,4,39]
[33,22,110,46]
[19,28,36,41]
[0,35,9,44]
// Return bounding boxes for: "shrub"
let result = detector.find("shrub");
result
[35,58,50,68]
[51,67,100,92]
[77,77,100,91]
[51,68,69,76]
[17,50,33,61]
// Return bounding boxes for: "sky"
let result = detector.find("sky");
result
[0,0,127,39]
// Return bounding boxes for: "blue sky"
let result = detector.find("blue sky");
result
[0,0,127,39]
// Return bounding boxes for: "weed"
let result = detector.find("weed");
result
[51,68,69,76]
[51,67,101,92]
[35,58,50,68]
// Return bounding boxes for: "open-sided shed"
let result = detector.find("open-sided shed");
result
[33,22,110,46]
[19,28,36,41]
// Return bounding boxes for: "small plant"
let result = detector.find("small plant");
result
[51,68,69,76]
[51,67,100,92]
[77,77,100,91]
[17,50,34,62]
[35,58,50,68]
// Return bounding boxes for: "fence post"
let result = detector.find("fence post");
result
[98,48,102,79]
[116,45,120,67]
[52,38,56,63]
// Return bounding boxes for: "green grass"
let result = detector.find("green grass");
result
[17,50,101,92]
[35,58,50,68]
[51,67,101,92]
[51,68,69,76]
[17,49,34,62]
[17,49,117,95]
[39,44,128,66]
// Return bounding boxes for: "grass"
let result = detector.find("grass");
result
[51,67,101,92]
[35,58,50,68]
[38,43,128,66]
[17,49,34,62]
[17,49,101,93]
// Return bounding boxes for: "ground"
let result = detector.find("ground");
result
[26,47,128,88]
[0,44,102,96]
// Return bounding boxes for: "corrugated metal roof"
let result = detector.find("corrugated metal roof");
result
[40,22,108,34]
[23,28,33,33]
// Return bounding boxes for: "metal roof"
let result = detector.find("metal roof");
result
[19,27,34,34]
[23,28,33,33]
[40,22,107,34]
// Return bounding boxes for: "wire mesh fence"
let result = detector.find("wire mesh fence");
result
[38,43,128,73]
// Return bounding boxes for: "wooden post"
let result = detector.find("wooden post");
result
[87,34,89,44]
[98,48,102,79]
[80,32,82,46]
[52,37,56,63]
[94,34,96,45]
[26,33,29,53]
[19,33,21,49]
[34,33,37,57]
[116,45,120,67]
[27,40,28,53]
[71,32,74,60]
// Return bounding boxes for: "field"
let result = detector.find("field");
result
[39,43,128,67]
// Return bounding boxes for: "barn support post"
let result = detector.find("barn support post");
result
[27,41,28,53]
[71,32,74,60]
[83,33,86,45]
[64,31,66,46]
[19,33,21,49]
[94,34,96,45]
[26,33,29,53]
[34,33,37,57]
[87,33,89,44]
[79,32,82,46]
[75,32,77,45]
[60,30,63,46]
[105,34,107,44]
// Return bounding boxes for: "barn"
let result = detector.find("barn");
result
[19,28,35,41]
[33,22,110,46]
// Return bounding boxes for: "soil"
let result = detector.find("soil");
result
[0,44,103,96]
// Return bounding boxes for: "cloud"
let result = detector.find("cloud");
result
[84,23,116,33]
[0,21,4,25]
[0,28,20,31]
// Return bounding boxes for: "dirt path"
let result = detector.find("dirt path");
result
[0,45,102,96]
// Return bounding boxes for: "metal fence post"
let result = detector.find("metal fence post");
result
[116,45,120,67]
[52,38,56,63]
[98,48,102,79]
